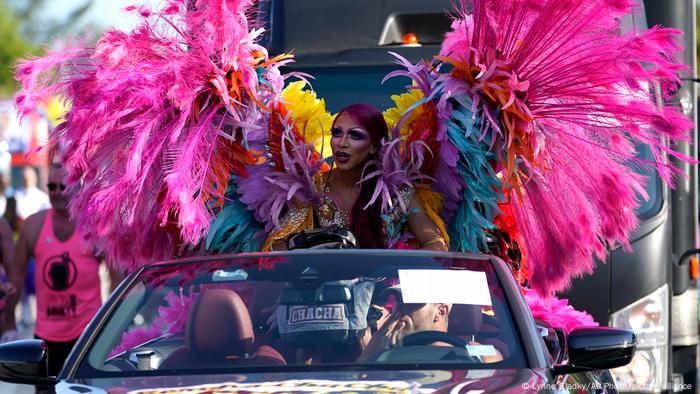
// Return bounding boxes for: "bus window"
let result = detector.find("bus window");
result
[634,143,663,219]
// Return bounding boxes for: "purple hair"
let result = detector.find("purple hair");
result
[334,104,388,249]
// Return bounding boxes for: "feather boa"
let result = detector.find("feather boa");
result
[109,290,197,357]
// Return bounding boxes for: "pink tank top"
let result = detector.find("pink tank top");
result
[34,209,101,342]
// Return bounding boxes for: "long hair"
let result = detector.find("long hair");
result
[334,104,388,249]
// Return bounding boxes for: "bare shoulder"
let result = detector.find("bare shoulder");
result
[22,209,49,246]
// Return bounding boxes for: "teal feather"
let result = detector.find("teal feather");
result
[446,95,504,252]
[206,176,263,253]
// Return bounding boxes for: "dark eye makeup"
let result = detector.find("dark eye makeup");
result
[330,127,368,140]
[348,130,367,140]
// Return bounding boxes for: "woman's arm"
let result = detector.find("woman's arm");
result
[406,196,448,251]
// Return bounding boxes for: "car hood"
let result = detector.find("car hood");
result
[59,369,550,393]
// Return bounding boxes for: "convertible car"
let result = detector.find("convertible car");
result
[0,250,635,393]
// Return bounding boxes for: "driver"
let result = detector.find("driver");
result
[358,290,503,363]
[357,303,449,362]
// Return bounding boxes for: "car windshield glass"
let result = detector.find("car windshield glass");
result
[80,252,526,376]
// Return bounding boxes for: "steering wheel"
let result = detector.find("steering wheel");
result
[402,330,468,348]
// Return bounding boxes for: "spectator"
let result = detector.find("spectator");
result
[0,217,14,318]
[0,173,17,229]
[2,163,120,377]
[13,167,50,330]
[15,166,50,223]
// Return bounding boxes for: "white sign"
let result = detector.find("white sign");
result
[398,269,492,306]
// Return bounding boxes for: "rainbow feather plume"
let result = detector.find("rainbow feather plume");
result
[280,81,334,156]
[385,0,692,295]
[234,83,332,236]
[433,0,693,294]
[15,0,289,270]
[384,54,503,252]
[237,112,325,233]
[444,95,503,252]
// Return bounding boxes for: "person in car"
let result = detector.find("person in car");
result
[358,299,503,363]
[266,103,448,251]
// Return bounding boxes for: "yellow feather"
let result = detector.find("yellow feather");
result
[45,96,69,127]
[281,81,334,157]
[383,89,425,139]
[414,186,450,246]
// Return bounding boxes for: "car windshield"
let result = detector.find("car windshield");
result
[79,251,526,376]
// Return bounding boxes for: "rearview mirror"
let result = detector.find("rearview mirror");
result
[553,327,636,375]
[0,339,56,386]
[279,284,352,305]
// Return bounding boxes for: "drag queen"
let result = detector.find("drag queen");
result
[267,103,447,251]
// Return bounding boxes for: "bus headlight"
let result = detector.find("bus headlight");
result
[610,284,669,392]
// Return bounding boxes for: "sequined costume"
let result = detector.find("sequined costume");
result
[262,172,418,250]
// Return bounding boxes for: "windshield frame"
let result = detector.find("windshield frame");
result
[65,250,542,379]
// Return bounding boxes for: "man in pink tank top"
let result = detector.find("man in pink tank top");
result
[2,163,121,376]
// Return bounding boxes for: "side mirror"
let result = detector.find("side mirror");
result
[553,327,636,375]
[536,322,566,364]
[0,339,56,386]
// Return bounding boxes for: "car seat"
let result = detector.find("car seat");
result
[448,304,483,340]
[247,282,297,362]
[448,304,508,359]
[160,288,286,369]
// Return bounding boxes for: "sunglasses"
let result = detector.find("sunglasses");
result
[393,302,426,315]
[47,183,67,192]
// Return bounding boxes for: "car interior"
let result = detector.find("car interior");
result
[92,261,526,373]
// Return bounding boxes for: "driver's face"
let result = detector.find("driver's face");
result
[394,303,442,335]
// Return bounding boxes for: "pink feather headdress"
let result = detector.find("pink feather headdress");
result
[379,0,694,295]
[438,0,693,294]
[15,0,291,270]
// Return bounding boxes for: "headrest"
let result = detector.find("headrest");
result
[447,304,483,337]
[187,289,254,358]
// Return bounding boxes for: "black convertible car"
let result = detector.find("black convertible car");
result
[0,250,635,393]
